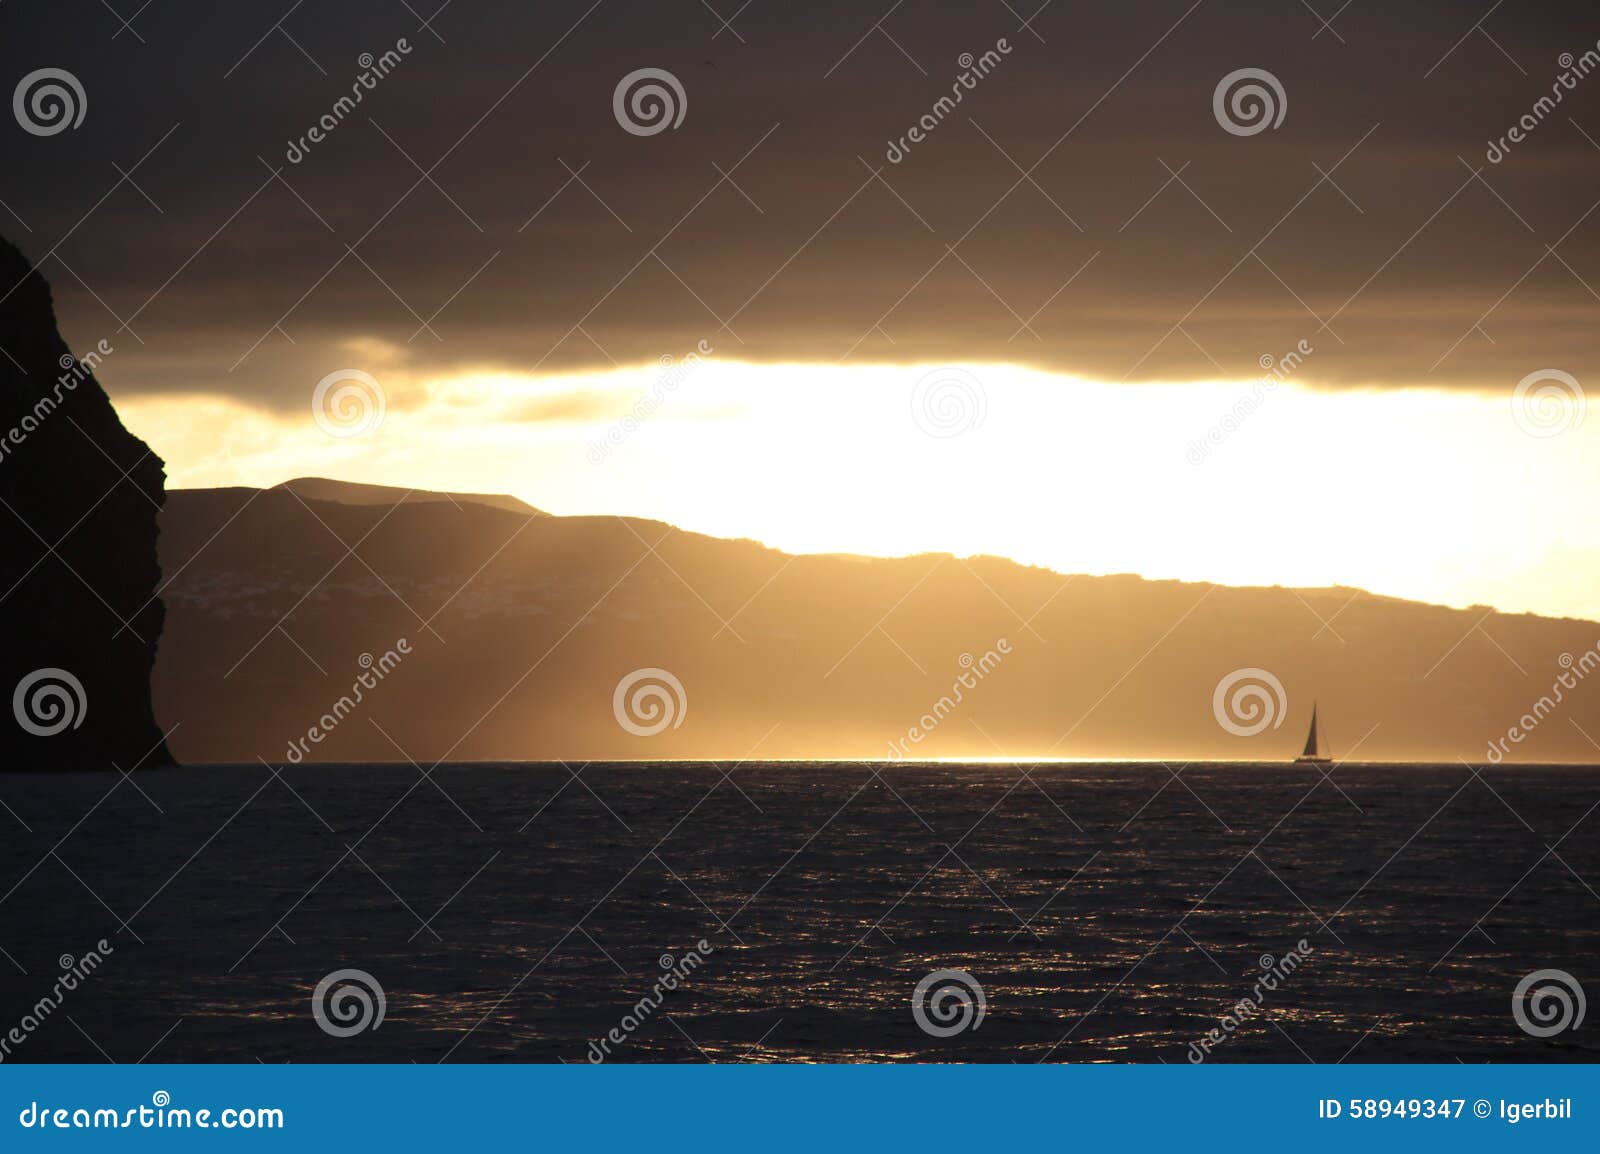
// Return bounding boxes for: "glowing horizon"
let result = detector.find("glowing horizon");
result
[117,354,1600,624]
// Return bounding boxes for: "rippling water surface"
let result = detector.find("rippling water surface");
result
[1,762,1596,1063]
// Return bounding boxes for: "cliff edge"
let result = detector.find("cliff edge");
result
[0,237,172,770]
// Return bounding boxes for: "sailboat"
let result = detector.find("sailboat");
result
[1295,702,1333,766]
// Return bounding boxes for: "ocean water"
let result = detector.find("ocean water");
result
[0,762,1595,1064]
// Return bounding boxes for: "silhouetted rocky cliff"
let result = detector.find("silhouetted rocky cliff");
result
[0,237,171,770]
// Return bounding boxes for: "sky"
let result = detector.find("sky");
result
[5,0,1598,619]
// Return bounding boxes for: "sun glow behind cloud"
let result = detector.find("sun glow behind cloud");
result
[118,358,1600,622]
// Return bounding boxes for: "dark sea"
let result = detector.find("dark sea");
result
[0,762,1595,1064]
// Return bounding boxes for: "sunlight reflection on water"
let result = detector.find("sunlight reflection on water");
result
[1,762,1596,1063]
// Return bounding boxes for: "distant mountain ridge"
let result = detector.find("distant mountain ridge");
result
[274,476,545,517]
[153,483,1600,765]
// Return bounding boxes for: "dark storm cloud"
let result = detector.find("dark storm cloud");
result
[2,0,1597,412]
